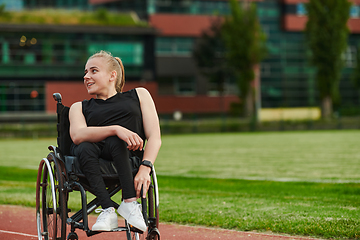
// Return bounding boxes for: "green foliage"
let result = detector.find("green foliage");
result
[95,7,109,23]
[305,0,351,115]
[0,3,5,14]
[0,8,146,27]
[351,45,360,89]
[193,1,267,118]
[0,3,11,21]
[221,0,267,116]
[193,17,228,94]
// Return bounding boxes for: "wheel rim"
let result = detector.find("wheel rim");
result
[36,157,66,240]
[44,160,57,239]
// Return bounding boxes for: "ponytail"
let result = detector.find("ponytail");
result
[114,57,125,93]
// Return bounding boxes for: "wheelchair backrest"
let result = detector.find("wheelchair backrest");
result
[53,93,73,156]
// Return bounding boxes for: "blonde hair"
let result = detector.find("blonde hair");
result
[88,50,125,92]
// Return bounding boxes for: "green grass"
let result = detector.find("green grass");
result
[156,130,360,182]
[0,130,360,239]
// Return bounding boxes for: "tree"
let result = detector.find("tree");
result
[221,0,267,118]
[352,45,360,89]
[193,17,227,99]
[305,0,351,119]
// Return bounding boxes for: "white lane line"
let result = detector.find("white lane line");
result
[0,229,38,238]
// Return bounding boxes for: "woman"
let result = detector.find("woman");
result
[69,50,161,232]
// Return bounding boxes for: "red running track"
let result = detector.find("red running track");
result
[0,205,321,240]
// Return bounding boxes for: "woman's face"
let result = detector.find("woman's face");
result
[84,57,112,95]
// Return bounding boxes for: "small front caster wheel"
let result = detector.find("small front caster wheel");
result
[67,232,78,240]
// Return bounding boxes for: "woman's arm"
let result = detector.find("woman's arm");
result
[69,101,143,151]
[134,87,162,198]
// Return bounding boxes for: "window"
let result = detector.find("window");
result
[0,81,45,112]
[296,3,307,16]
[350,5,360,18]
[88,42,143,65]
[0,0,24,11]
[261,64,271,77]
[343,45,357,68]
[156,37,194,56]
[158,76,195,95]
[175,77,195,95]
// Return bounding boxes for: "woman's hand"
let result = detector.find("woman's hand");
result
[134,166,151,199]
[115,126,143,151]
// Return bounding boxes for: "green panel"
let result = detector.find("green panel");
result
[24,53,35,64]
[0,84,6,112]
[156,37,194,55]
[42,41,53,64]
[88,42,143,65]
[2,41,9,63]
[284,66,300,75]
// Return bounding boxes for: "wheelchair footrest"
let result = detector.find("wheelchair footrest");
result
[110,227,129,232]
[87,227,128,237]
[89,227,131,233]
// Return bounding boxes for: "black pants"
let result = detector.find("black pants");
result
[71,136,136,209]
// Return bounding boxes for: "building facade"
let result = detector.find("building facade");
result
[0,0,359,116]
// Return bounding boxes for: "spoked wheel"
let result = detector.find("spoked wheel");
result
[36,155,67,240]
[146,169,160,240]
[126,170,160,240]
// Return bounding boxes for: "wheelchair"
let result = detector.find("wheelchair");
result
[35,93,160,240]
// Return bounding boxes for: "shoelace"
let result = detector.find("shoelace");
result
[95,208,112,222]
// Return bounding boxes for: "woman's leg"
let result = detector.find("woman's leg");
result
[101,136,136,200]
[101,136,147,231]
[71,142,114,209]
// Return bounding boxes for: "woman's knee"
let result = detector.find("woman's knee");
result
[75,142,101,159]
[105,136,127,151]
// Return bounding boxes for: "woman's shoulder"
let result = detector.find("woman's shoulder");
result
[121,87,149,98]
[70,98,93,110]
[134,87,150,97]
[70,101,82,109]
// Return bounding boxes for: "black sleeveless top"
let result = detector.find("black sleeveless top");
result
[82,89,146,157]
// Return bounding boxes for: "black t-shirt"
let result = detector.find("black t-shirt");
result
[82,88,146,146]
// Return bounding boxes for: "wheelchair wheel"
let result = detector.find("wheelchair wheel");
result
[126,171,160,240]
[36,156,67,240]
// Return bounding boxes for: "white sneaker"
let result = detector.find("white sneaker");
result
[117,201,147,232]
[92,207,118,231]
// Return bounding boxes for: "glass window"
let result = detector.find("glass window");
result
[350,5,360,18]
[156,37,194,56]
[158,76,195,95]
[175,76,195,95]
[0,0,24,11]
[343,45,357,68]
[88,42,144,65]
[0,81,45,112]
[296,3,307,16]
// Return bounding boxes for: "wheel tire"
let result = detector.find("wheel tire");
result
[36,156,67,240]
[126,173,159,240]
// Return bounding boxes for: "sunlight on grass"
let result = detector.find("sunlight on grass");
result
[155,130,360,182]
[0,138,57,169]
[1,130,360,239]
[1,130,360,181]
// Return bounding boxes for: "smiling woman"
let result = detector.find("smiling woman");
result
[83,51,125,98]
[68,50,162,232]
